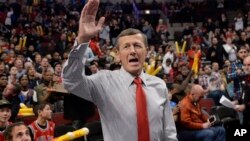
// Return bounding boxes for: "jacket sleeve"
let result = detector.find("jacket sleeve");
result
[179,103,204,130]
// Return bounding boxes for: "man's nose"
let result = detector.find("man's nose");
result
[129,46,136,53]
[23,135,31,141]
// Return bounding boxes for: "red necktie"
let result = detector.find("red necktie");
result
[134,77,150,141]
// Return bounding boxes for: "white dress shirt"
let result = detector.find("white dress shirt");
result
[62,43,178,141]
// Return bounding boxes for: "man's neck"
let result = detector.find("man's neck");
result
[36,117,47,126]
[21,86,28,91]
[0,121,8,128]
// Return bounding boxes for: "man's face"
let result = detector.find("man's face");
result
[3,84,15,98]
[0,65,5,74]
[43,71,53,81]
[55,64,62,73]
[204,66,211,74]
[212,38,218,45]
[117,34,147,76]
[53,53,60,60]
[10,67,17,75]
[11,125,31,141]
[237,48,248,60]
[89,64,98,74]
[243,57,250,74]
[14,59,23,69]
[35,55,42,63]
[192,90,203,102]
[181,66,189,76]
[20,76,29,86]
[212,63,219,71]
[0,76,8,86]
[40,105,53,120]
[41,58,49,67]
[0,107,11,122]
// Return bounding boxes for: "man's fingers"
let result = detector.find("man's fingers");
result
[97,17,105,31]
[85,0,99,16]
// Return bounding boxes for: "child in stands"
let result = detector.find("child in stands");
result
[28,103,55,141]
[0,100,12,141]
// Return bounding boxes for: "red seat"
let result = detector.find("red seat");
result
[198,98,215,114]
[52,112,73,126]
[19,112,73,126]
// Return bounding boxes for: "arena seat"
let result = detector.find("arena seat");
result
[198,97,215,115]
[19,112,73,126]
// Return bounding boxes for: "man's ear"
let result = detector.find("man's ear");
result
[115,49,120,61]
[37,110,41,115]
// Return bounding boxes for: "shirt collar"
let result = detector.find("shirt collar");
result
[119,67,148,88]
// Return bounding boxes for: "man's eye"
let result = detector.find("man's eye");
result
[123,45,129,49]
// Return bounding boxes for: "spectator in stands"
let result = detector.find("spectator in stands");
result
[0,62,6,77]
[89,61,100,74]
[37,57,53,74]
[203,17,216,33]
[207,37,228,69]
[207,62,225,105]
[167,84,180,122]
[19,74,38,107]
[55,33,69,57]
[142,20,154,45]
[162,44,174,67]
[28,103,55,141]
[234,12,244,32]
[4,122,32,141]
[25,45,36,61]
[234,56,250,128]
[89,36,103,58]
[218,13,229,31]
[198,65,212,90]
[13,58,26,79]
[156,18,169,44]
[83,42,96,64]
[34,53,42,70]
[162,58,173,75]
[50,52,61,68]
[222,36,237,62]
[227,46,248,100]
[4,7,13,29]
[8,66,17,84]
[0,73,8,99]
[0,99,12,140]
[2,83,21,122]
[178,84,226,141]
[26,66,41,89]
[99,21,110,46]
[146,45,157,61]
[110,19,122,45]
[187,42,202,69]
[236,31,250,47]
[52,63,62,84]
[34,69,54,104]
[208,62,225,105]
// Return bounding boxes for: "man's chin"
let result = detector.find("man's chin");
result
[127,69,141,76]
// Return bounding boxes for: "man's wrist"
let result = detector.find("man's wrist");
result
[76,36,90,44]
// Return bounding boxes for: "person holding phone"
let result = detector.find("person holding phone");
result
[177,84,226,141]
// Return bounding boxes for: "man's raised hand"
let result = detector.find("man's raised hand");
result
[77,0,105,44]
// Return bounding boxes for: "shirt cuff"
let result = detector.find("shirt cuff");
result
[73,39,89,51]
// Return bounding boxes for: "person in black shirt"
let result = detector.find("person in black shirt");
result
[235,56,250,128]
